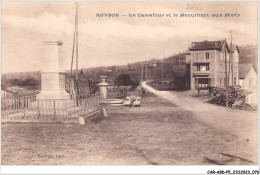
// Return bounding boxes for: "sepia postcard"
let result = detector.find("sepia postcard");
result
[1,0,259,174]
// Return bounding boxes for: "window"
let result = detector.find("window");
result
[220,52,223,60]
[206,52,209,59]
[198,78,209,89]
[197,65,200,71]
[197,53,199,60]
[234,77,237,85]
[201,65,206,71]
[206,65,209,71]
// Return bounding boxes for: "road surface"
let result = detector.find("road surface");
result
[141,81,258,159]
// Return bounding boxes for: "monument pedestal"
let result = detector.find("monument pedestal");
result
[37,41,70,100]
[37,71,70,100]
[98,76,109,117]
[98,76,109,102]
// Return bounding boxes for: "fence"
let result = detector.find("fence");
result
[1,97,36,117]
[1,95,100,121]
[1,96,36,110]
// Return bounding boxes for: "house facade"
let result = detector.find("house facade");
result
[239,64,257,105]
[185,40,239,90]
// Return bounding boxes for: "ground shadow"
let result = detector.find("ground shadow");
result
[136,148,159,165]
[204,153,254,165]
[220,153,254,164]
[204,157,225,165]
[128,146,159,165]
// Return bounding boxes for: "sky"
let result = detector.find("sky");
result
[1,1,258,73]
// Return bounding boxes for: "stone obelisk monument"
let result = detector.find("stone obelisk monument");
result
[37,41,70,100]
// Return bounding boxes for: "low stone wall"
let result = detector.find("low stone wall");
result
[1,115,79,124]
[78,109,102,125]
[1,108,102,125]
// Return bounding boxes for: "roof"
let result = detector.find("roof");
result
[189,40,230,52]
[239,64,256,79]
[230,44,239,53]
[172,65,187,77]
[3,86,39,97]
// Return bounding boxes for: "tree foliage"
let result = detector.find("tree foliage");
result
[2,76,40,88]
[114,74,139,88]
[88,79,99,94]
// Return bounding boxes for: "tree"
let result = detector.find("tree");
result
[88,79,99,94]
[22,76,40,86]
[114,74,133,86]
[114,74,140,87]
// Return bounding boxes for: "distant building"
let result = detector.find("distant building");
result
[1,86,38,99]
[185,40,239,90]
[1,90,13,99]
[239,64,257,105]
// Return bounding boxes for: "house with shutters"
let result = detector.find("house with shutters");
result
[185,40,239,90]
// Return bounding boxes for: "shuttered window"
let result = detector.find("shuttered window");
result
[206,52,209,59]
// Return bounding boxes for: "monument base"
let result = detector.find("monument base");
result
[37,92,70,100]
[37,70,70,100]
[31,98,77,110]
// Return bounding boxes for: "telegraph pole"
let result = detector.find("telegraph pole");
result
[69,2,79,99]
[145,63,148,81]
[141,64,144,82]
[155,68,157,80]
[227,32,231,87]
[161,64,164,82]
[75,2,79,95]
[149,65,152,80]
[69,4,77,94]
[229,31,233,86]
[224,38,228,107]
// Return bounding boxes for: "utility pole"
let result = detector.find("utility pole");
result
[69,2,79,100]
[149,65,152,80]
[179,55,180,66]
[141,64,144,82]
[145,63,148,81]
[224,38,228,107]
[227,32,231,88]
[152,67,155,80]
[69,4,77,94]
[229,31,234,86]
[75,2,79,95]
[155,68,157,80]
[161,64,164,82]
